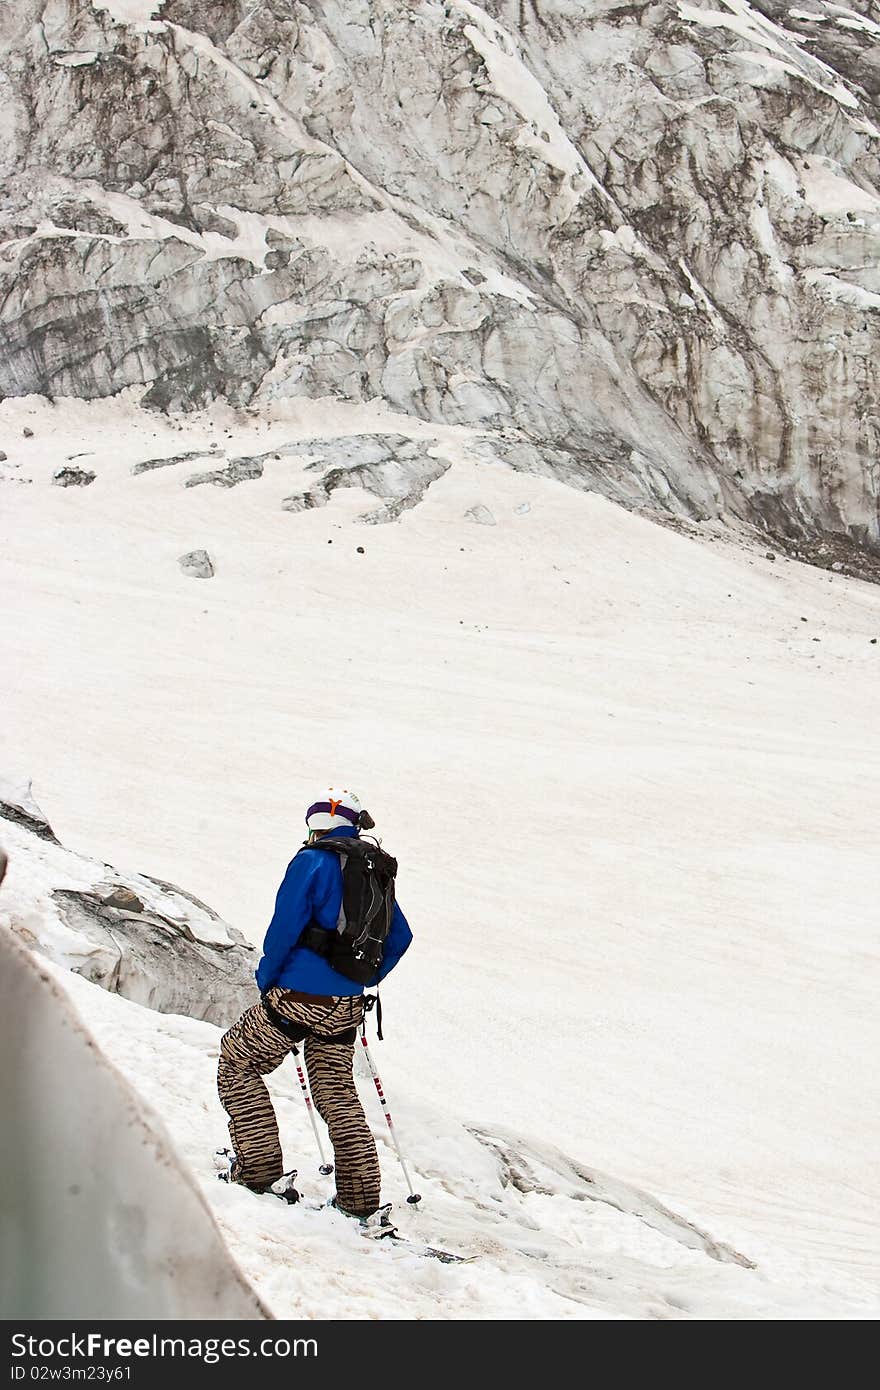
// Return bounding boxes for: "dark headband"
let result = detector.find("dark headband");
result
[306,800,359,825]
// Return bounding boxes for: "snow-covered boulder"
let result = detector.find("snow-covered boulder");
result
[0,780,257,1026]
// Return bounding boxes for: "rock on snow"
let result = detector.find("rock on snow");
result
[0,783,256,1026]
[178,548,215,578]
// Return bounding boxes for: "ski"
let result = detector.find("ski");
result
[376,1230,474,1264]
[214,1153,471,1263]
[309,1195,473,1263]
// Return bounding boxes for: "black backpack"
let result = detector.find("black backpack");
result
[299,836,398,984]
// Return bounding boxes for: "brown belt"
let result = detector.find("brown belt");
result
[279,989,339,1006]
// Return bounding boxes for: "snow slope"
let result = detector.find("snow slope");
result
[3,832,870,1319]
[2,807,874,1318]
[2,391,879,1315]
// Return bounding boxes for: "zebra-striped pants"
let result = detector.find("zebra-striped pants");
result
[217,988,381,1217]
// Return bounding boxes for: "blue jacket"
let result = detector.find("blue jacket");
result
[255,826,413,996]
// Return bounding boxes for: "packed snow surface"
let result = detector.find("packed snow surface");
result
[1,393,879,1317]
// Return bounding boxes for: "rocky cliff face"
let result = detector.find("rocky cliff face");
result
[1,0,878,557]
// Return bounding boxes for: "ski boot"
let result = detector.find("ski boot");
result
[214,1148,235,1181]
[269,1171,301,1204]
[214,1149,299,1203]
[329,1197,397,1239]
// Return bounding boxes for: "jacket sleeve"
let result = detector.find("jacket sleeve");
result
[374,900,413,983]
[255,854,316,993]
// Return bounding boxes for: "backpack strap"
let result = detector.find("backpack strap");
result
[299,924,334,958]
[307,834,398,877]
[362,990,383,1041]
[298,838,351,958]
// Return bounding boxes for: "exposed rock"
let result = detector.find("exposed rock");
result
[132,447,222,475]
[178,549,215,578]
[52,466,95,487]
[51,888,253,1025]
[185,456,264,488]
[774,531,880,585]
[0,451,7,461]
[281,434,451,521]
[0,778,60,845]
[0,788,257,1027]
[282,491,321,515]
[22,428,33,438]
[53,199,128,237]
[191,206,239,238]
[99,885,145,913]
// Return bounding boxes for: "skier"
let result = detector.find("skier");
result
[217,788,412,1218]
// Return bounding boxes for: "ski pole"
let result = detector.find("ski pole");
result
[291,1045,334,1175]
[359,1025,421,1205]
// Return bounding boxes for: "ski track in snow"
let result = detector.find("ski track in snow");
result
[1,393,880,1317]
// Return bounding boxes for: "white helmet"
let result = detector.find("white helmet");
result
[305,787,364,832]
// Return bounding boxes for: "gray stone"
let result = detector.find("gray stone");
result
[132,448,222,476]
[185,457,264,488]
[99,886,145,913]
[52,467,95,487]
[178,549,215,579]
